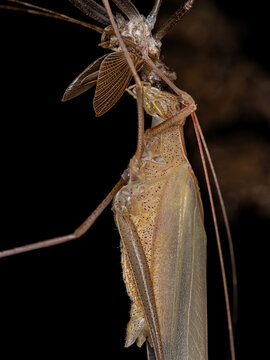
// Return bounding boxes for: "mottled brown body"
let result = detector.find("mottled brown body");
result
[116,124,187,340]
[113,87,207,359]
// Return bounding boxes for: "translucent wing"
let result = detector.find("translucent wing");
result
[114,149,207,359]
[112,0,140,19]
[94,51,140,116]
[62,55,106,102]
[151,163,207,359]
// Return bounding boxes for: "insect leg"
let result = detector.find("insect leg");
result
[0,177,127,259]
[142,56,182,96]
[191,113,236,360]
[149,100,197,137]
[154,0,195,40]
[102,0,145,160]
[69,0,111,26]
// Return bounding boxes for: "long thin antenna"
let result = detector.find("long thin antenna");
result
[112,0,140,19]
[192,113,238,333]
[0,178,126,258]
[69,0,111,26]
[191,112,236,360]
[1,0,104,33]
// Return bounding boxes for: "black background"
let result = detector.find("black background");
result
[0,1,269,359]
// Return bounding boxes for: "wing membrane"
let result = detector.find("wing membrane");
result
[112,0,140,19]
[62,55,106,102]
[93,51,139,116]
[114,157,207,360]
[151,163,207,359]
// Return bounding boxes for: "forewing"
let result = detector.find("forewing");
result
[93,51,140,116]
[115,211,164,360]
[114,160,207,360]
[62,55,106,102]
[151,163,208,360]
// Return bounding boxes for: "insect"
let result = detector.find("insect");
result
[0,1,236,359]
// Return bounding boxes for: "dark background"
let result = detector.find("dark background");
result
[0,1,269,359]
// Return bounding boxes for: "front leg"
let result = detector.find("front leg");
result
[150,101,196,136]
[143,86,197,136]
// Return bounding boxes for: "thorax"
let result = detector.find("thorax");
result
[129,124,187,183]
